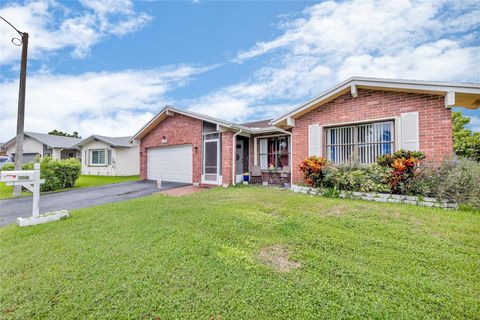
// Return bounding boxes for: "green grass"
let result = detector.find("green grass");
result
[0,187,478,319]
[0,175,139,199]
[74,174,139,188]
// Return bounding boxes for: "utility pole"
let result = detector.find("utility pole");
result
[13,32,29,196]
[0,16,29,197]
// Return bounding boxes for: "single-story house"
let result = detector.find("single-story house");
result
[131,77,480,186]
[2,132,82,162]
[75,135,139,176]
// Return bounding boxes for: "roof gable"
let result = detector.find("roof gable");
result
[76,135,135,148]
[131,106,279,141]
[272,77,480,126]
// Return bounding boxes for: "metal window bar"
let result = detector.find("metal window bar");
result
[326,126,354,164]
[326,122,393,164]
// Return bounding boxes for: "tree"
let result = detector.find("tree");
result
[452,111,480,161]
[48,130,81,139]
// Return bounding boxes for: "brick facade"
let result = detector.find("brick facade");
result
[221,131,234,185]
[291,89,453,183]
[139,113,240,186]
[140,114,203,183]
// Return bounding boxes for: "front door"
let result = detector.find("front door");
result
[235,140,244,183]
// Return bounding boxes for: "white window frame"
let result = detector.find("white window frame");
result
[258,136,290,171]
[201,132,222,185]
[325,120,395,164]
[89,149,106,166]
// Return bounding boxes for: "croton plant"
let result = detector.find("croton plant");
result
[377,150,425,194]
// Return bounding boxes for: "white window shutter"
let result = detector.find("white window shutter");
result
[260,139,268,170]
[308,124,322,156]
[400,112,419,151]
[394,117,402,151]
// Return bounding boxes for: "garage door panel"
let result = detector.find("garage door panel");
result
[147,145,193,183]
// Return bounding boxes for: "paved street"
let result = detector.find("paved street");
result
[0,180,188,226]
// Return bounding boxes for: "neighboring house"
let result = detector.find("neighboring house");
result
[0,143,5,156]
[132,77,480,186]
[1,132,82,162]
[76,135,139,176]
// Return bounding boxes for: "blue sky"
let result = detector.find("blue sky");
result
[0,0,479,140]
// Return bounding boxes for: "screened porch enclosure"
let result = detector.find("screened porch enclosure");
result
[326,121,394,164]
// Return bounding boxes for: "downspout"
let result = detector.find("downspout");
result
[232,129,243,186]
[275,128,293,186]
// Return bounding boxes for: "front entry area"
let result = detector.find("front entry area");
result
[235,136,249,184]
[147,145,193,183]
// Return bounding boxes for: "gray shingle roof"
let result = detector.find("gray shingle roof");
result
[25,132,82,148]
[241,119,273,129]
[76,135,134,148]
[0,132,82,149]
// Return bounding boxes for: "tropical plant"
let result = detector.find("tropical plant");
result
[377,150,425,194]
[298,156,328,187]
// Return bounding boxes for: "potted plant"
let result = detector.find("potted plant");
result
[268,164,276,173]
[243,172,249,184]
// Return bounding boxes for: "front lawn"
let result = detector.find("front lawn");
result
[74,174,139,188]
[0,187,478,319]
[0,175,139,199]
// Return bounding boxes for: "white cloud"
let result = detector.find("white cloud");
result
[469,116,480,133]
[0,65,213,141]
[0,0,152,64]
[192,0,480,121]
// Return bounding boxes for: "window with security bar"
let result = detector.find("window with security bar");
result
[326,121,394,164]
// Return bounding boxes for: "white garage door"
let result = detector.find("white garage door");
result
[147,145,193,183]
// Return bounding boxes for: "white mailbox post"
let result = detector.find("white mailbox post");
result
[0,163,69,226]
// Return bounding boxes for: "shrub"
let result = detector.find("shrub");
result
[323,163,390,193]
[298,156,328,187]
[0,163,15,171]
[0,162,35,171]
[413,158,480,209]
[377,150,425,194]
[1,157,81,192]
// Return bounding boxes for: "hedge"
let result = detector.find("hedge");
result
[0,157,81,192]
[299,151,480,210]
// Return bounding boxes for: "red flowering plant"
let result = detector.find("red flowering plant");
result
[377,150,425,194]
[299,156,328,187]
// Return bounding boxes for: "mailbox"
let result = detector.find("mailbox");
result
[0,170,35,183]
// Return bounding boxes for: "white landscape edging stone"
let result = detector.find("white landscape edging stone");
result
[290,185,458,209]
[17,210,70,227]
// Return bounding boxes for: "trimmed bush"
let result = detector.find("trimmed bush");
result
[1,157,81,192]
[323,163,390,193]
[0,163,15,171]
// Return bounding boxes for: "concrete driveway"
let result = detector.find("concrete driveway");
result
[0,180,188,227]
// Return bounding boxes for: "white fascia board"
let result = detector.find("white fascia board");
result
[354,79,480,95]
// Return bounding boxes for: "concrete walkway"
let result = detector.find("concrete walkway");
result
[0,180,188,227]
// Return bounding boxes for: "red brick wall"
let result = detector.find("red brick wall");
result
[292,89,453,183]
[221,131,234,185]
[140,114,203,183]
